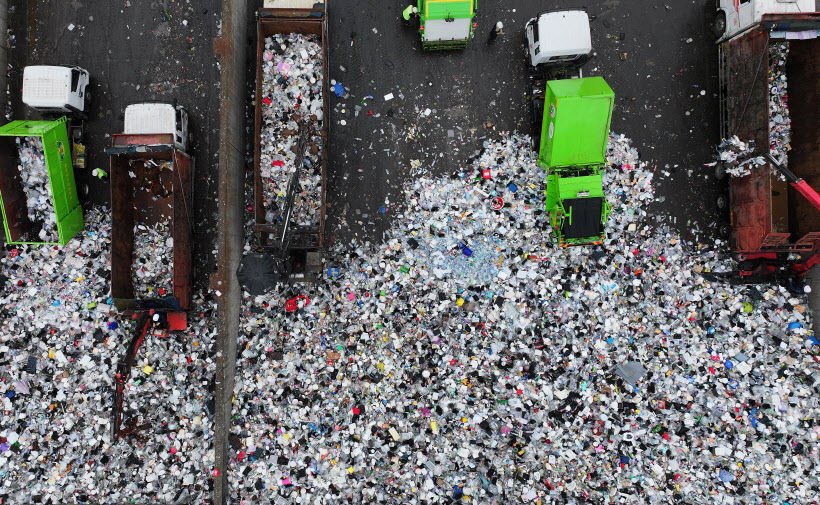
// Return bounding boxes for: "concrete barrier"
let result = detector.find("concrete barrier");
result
[0,0,7,252]
[212,0,248,503]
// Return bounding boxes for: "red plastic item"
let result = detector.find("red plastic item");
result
[167,312,187,330]
[285,295,311,312]
[272,160,285,167]
[491,197,504,210]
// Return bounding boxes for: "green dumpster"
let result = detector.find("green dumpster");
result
[538,76,614,169]
[537,77,614,246]
[417,0,477,50]
[0,117,84,245]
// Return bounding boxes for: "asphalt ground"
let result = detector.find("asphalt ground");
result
[7,0,222,288]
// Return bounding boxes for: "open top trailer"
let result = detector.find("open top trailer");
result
[253,5,328,283]
[718,12,820,277]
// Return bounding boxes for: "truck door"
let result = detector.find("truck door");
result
[737,0,755,32]
[526,22,540,65]
[69,69,85,111]
[70,69,80,94]
[175,106,188,151]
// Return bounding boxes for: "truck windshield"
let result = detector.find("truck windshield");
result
[70,70,80,92]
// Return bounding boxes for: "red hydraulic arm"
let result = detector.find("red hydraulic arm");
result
[791,180,820,213]
[766,154,820,213]
[112,313,153,438]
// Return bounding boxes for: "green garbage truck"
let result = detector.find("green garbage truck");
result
[416,0,477,50]
[0,117,83,245]
[538,77,614,247]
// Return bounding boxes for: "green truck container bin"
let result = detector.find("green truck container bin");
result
[0,117,83,245]
[538,77,614,246]
[538,77,614,170]
[544,168,611,247]
[417,0,477,50]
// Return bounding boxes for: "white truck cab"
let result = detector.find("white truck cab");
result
[124,103,189,152]
[714,0,818,41]
[22,65,89,115]
[526,9,592,71]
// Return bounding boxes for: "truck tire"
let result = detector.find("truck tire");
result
[714,11,726,38]
[716,195,727,210]
[714,162,727,180]
[718,222,730,238]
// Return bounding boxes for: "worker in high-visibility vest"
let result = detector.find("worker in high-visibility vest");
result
[403,5,419,26]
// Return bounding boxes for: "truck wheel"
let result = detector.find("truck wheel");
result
[714,162,727,180]
[718,222,730,238]
[714,11,726,38]
[716,195,727,210]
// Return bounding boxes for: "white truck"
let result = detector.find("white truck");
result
[713,0,819,40]
[123,103,189,152]
[525,9,592,79]
[525,9,594,129]
[22,65,90,116]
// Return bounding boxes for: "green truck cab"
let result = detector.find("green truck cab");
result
[0,117,83,245]
[417,0,477,50]
[538,77,614,247]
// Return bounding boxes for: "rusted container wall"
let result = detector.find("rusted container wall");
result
[724,26,771,253]
[172,149,194,308]
[254,8,328,250]
[725,13,820,254]
[110,152,137,301]
[109,134,194,311]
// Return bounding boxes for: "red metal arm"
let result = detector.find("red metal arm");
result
[791,180,820,214]
[112,313,153,438]
[765,154,820,214]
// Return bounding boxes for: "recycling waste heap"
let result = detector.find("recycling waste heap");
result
[0,207,219,504]
[229,133,818,505]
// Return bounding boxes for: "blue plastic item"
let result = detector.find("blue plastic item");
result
[332,83,345,97]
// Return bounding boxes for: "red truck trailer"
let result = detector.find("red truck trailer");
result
[252,6,328,283]
[719,13,820,280]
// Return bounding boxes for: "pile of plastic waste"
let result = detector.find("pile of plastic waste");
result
[0,207,218,504]
[17,137,58,242]
[228,133,815,504]
[132,221,174,299]
[259,33,324,229]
